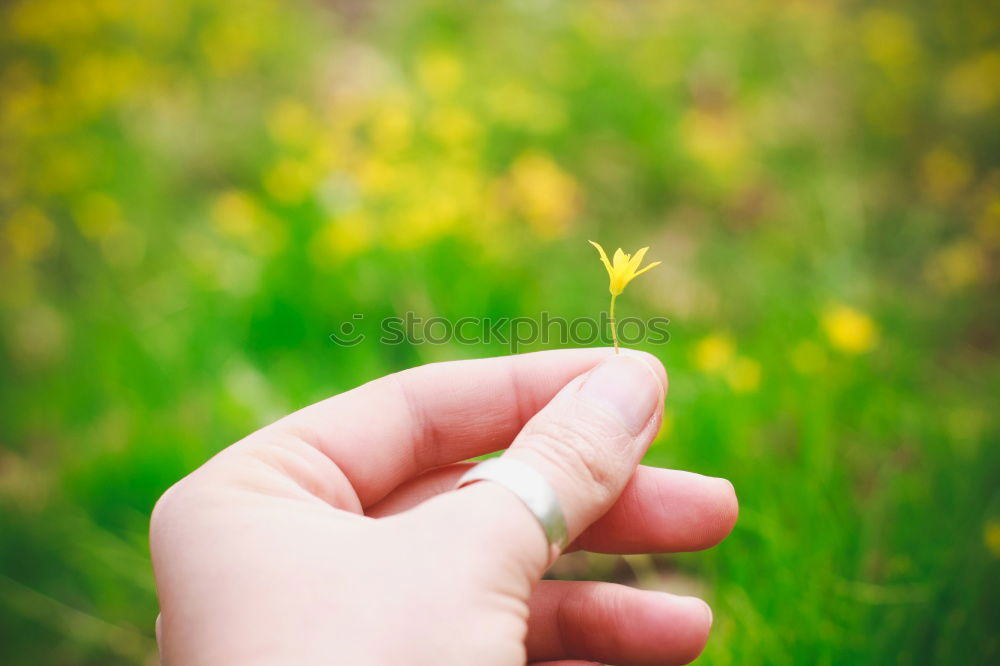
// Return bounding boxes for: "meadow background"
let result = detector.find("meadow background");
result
[1,0,998,663]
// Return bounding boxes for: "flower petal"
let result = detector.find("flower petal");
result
[629,247,650,272]
[612,247,628,269]
[632,260,661,278]
[589,240,614,279]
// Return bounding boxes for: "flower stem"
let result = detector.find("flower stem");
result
[609,293,619,354]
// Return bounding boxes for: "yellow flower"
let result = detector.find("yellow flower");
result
[4,207,55,261]
[921,147,971,204]
[944,50,1000,115]
[822,304,879,354]
[73,192,121,240]
[417,51,463,97]
[693,333,734,374]
[680,108,746,173]
[267,99,315,148]
[511,152,579,239]
[589,241,660,353]
[589,241,661,296]
[985,520,1000,558]
[726,356,762,393]
[263,159,315,204]
[310,212,372,265]
[860,9,919,73]
[924,239,987,292]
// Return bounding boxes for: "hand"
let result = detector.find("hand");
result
[150,349,738,665]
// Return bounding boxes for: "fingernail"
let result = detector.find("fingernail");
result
[578,355,661,432]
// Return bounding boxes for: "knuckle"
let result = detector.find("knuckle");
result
[524,418,618,499]
[149,475,200,544]
[149,492,177,550]
[149,479,185,532]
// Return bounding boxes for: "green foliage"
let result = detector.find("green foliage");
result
[1,0,997,663]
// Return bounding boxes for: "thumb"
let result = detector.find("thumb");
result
[411,351,666,577]
[505,351,666,539]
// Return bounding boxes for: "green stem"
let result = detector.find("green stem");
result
[609,293,619,353]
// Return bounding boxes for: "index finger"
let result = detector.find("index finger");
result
[277,348,666,506]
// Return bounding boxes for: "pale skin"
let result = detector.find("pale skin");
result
[150,348,738,665]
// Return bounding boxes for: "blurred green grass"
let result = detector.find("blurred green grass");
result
[1,0,998,663]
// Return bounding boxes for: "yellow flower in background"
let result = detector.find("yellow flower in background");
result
[984,520,1000,558]
[511,152,580,239]
[860,9,918,72]
[924,239,987,292]
[976,196,1000,245]
[947,407,986,458]
[200,15,262,76]
[428,105,480,148]
[7,302,67,369]
[72,192,121,240]
[417,51,463,97]
[211,190,259,239]
[944,50,1000,115]
[680,108,746,173]
[370,102,413,153]
[921,147,971,204]
[36,148,91,196]
[4,207,55,261]
[209,189,282,257]
[822,304,879,354]
[589,241,661,352]
[726,356,762,393]
[692,334,763,393]
[357,159,397,195]
[263,159,315,204]
[267,99,315,148]
[486,81,566,133]
[693,333,735,374]
[310,211,372,265]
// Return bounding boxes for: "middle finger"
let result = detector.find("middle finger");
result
[367,463,738,554]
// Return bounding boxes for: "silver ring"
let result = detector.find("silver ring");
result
[456,458,568,563]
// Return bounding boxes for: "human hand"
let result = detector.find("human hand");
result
[150,349,738,665]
